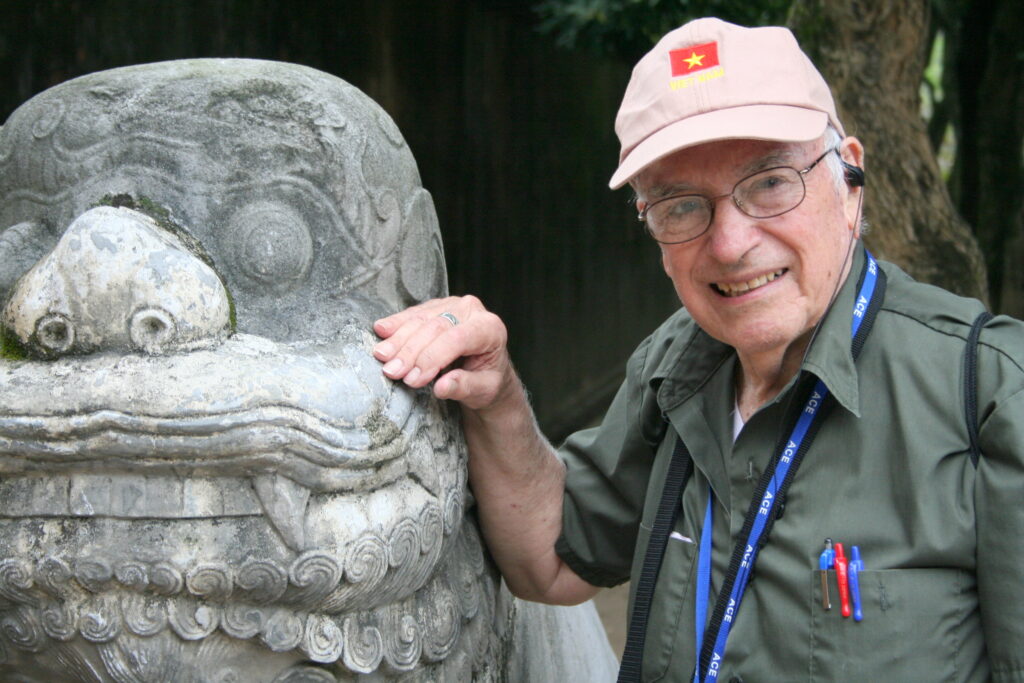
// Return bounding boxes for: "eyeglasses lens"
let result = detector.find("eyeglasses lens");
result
[645,166,807,244]
[736,167,805,218]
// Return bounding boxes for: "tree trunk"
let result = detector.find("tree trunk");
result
[950,0,1024,315]
[788,0,989,302]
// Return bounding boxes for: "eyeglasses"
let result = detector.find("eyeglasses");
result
[637,148,837,244]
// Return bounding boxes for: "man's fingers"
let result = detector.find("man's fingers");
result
[381,314,467,385]
[373,296,510,410]
[372,298,461,366]
[434,368,503,409]
[374,311,442,366]
[393,312,507,389]
[373,296,462,341]
[433,371,460,400]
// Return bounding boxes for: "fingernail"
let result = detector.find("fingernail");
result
[435,376,454,397]
[404,367,421,385]
[382,359,403,376]
[374,342,394,358]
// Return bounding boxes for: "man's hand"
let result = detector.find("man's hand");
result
[372,295,599,605]
[372,296,514,411]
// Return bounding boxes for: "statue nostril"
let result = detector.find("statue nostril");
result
[129,308,176,353]
[35,313,75,354]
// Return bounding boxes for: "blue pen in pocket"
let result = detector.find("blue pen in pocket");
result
[818,539,834,610]
[848,545,864,622]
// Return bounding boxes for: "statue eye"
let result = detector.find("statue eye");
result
[222,202,314,293]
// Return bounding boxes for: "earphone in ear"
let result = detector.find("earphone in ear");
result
[841,160,865,187]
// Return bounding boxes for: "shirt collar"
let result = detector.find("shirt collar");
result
[798,244,866,417]
[653,244,868,417]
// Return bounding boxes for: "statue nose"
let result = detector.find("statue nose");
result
[2,205,232,357]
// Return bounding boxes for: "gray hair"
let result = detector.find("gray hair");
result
[822,124,847,195]
[823,123,870,234]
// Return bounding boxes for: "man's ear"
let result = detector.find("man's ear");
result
[840,136,865,234]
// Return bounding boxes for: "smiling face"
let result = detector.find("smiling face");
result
[636,136,863,365]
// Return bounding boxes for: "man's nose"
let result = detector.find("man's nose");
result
[2,206,232,357]
[703,195,762,263]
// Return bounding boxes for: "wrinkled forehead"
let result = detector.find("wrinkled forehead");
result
[0,59,417,234]
[632,136,819,199]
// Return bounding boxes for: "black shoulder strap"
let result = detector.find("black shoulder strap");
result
[964,311,993,468]
[617,436,693,683]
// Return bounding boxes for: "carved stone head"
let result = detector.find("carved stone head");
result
[0,60,493,681]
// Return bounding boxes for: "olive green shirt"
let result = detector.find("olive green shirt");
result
[556,248,1024,682]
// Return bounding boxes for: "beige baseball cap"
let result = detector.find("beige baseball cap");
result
[609,18,845,189]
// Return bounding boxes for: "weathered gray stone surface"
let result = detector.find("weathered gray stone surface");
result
[0,60,616,681]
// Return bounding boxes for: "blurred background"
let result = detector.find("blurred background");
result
[2,0,1021,439]
[2,0,1022,657]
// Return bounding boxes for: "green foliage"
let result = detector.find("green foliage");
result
[920,31,956,179]
[923,31,945,105]
[535,0,791,61]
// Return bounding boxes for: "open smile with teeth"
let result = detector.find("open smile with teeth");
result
[714,269,787,297]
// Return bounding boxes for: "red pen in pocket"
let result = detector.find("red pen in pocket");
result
[834,542,851,618]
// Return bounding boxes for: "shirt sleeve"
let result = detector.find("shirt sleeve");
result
[976,379,1024,681]
[555,335,664,587]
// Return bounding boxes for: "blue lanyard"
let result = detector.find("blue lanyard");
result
[693,254,880,682]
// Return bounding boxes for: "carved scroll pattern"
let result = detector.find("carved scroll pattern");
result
[0,519,491,675]
[39,601,77,641]
[122,594,167,637]
[167,598,219,640]
[261,609,304,652]
[222,604,265,640]
[79,596,120,643]
[0,560,40,608]
[236,560,288,605]
[301,613,343,663]
[0,607,46,652]
[186,563,234,603]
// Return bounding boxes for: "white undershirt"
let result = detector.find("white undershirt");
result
[732,399,745,442]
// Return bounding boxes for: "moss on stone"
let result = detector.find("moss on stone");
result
[0,325,28,360]
[224,284,237,333]
[92,193,216,270]
[92,193,238,335]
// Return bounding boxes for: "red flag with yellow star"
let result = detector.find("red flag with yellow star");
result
[669,42,719,77]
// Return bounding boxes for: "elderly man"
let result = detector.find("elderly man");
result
[373,18,1024,682]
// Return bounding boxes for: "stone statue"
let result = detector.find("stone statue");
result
[0,60,616,682]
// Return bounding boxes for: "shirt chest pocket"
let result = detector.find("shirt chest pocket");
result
[632,522,700,682]
[808,567,984,682]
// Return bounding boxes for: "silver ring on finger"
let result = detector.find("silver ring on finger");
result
[438,312,459,327]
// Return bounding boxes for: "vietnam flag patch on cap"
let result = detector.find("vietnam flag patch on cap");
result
[669,42,720,77]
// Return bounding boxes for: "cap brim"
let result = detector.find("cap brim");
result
[608,105,829,189]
